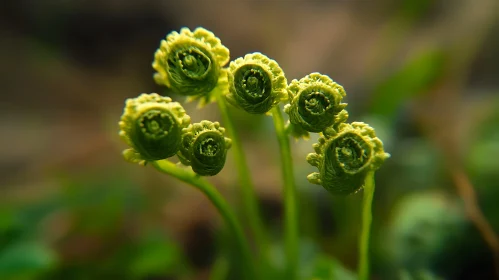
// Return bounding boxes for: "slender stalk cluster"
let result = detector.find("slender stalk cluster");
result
[118,26,390,280]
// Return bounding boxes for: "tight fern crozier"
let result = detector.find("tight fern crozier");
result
[226,52,287,114]
[306,122,390,195]
[119,93,191,165]
[152,27,230,97]
[284,72,347,138]
[178,120,232,176]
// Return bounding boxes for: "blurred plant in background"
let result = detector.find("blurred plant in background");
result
[1,0,499,279]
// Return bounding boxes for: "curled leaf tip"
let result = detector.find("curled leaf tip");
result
[307,122,389,195]
[152,27,230,97]
[178,120,232,176]
[286,73,347,138]
[226,52,287,114]
[119,93,191,164]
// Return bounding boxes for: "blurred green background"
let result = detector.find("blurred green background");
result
[1,0,499,279]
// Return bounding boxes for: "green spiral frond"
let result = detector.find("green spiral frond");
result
[119,93,191,165]
[178,120,232,176]
[284,73,347,138]
[185,68,229,108]
[226,52,287,114]
[306,122,389,195]
[152,27,230,96]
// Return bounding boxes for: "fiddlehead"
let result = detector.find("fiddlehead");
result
[152,27,230,97]
[284,73,347,138]
[119,93,191,165]
[306,122,389,195]
[226,52,287,114]
[178,120,232,176]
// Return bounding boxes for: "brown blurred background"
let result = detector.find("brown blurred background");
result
[1,0,499,279]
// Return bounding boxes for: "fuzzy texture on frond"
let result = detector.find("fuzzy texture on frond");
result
[284,73,347,139]
[306,122,390,195]
[178,120,232,176]
[153,27,230,97]
[226,52,287,114]
[119,93,191,165]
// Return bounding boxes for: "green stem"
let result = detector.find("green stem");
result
[151,160,255,280]
[271,106,298,279]
[358,171,376,280]
[214,91,269,258]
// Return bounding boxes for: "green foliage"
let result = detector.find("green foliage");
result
[468,96,499,179]
[0,242,57,280]
[370,50,446,117]
[386,192,464,270]
[52,170,189,279]
[297,239,357,280]
[0,204,60,279]
[399,269,444,280]
[307,256,357,280]
[128,231,188,279]
[399,0,434,19]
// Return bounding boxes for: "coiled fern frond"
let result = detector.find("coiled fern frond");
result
[284,73,347,138]
[119,93,191,165]
[226,52,287,114]
[306,122,389,195]
[153,27,230,97]
[178,120,232,176]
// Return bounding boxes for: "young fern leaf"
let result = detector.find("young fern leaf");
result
[178,120,232,176]
[119,93,191,165]
[152,27,230,98]
[307,122,390,195]
[284,73,348,139]
[186,68,230,108]
[226,52,287,114]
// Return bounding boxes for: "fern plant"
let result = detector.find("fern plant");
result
[118,27,389,280]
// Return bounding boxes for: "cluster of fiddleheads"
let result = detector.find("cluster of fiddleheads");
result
[294,89,389,195]
[119,93,231,176]
[221,46,389,196]
[119,26,391,280]
[123,26,390,191]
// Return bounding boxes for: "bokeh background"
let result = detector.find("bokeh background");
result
[1,0,499,279]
